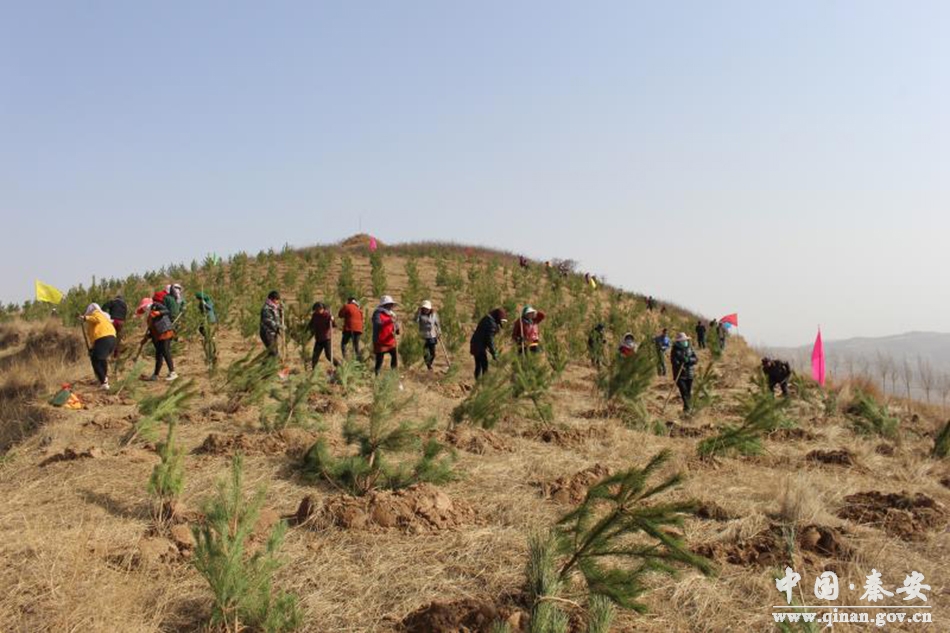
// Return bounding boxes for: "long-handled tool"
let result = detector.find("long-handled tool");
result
[660,362,686,416]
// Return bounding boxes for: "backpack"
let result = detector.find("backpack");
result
[151,310,173,335]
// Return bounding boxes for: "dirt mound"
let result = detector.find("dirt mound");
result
[400,598,524,633]
[767,427,821,442]
[296,484,475,533]
[39,446,105,467]
[696,523,852,567]
[667,421,714,438]
[523,425,604,447]
[577,402,629,420]
[836,491,947,541]
[806,449,857,467]
[340,233,381,249]
[539,464,610,505]
[444,427,512,454]
[194,429,316,458]
[875,443,896,456]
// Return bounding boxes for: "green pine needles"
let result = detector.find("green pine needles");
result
[302,372,456,495]
[697,385,791,458]
[192,455,301,633]
[225,350,280,412]
[846,391,899,439]
[259,369,326,433]
[511,352,555,423]
[148,420,185,523]
[596,342,654,427]
[451,358,515,429]
[123,379,197,447]
[370,250,387,297]
[933,421,950,459]
[497,451,713,631]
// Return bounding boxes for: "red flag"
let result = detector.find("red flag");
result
[720,313,738,327]
[368,236,378,252]
[811,329,826,387]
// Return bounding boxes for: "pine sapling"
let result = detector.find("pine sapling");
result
[511,352,555,423]
[148,420,185,523]
[224,350,280,412]
[259,369,326,432]
[451,357,515,429]
[596,342,654,427]
[697,387,791,459]
[192,454,301,633]
[124,379,197,447]
[370,250,387,297]
[332,358,368,396]
[931,421,950,459]
[302,372,456,495]
[846,391,899,439]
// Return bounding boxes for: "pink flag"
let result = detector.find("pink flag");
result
[811,329,826,387]
[369,236,378,252]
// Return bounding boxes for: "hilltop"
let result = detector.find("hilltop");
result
[1,235,948,632]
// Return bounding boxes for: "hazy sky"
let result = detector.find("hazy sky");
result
[3,1,947,346]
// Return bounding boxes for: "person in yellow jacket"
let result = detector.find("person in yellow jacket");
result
[79,303,117,390]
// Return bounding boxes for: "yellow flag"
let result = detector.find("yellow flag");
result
[35,279,64,304]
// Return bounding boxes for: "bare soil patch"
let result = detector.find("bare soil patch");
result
[696,523,853,567]
[295,484,476,533]
[193,429,317,458]
[39,445,105,466]
[806,448,857,467]
[836,491,947,541]
[399,598,525,633]
[522,425,605,448]
[444,427,513,454]
[537,464,610,505]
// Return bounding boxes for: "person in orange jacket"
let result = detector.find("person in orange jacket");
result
[337,297,364,360]
[79,303,117,389]
[512,306,545,353]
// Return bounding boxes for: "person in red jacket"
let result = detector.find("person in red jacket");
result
[512,306,545,353]
[337,297,364,361]
[372,295,400,375]
[309,302,335,368]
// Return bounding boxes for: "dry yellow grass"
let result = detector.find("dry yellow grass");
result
[0,244,948,632]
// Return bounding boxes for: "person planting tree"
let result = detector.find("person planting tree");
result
[587,323,607,366]
[670,332,699,413]
[470,307,507,379]
[761,357,792,397]
[338,297,364,361]
[309,302,335,368]
[260,290,283,357]
[102,293,127,359]
[414,300,441,371]
[79,303,117,390]
[372,295,400,376]
[512,306,545,354]
[163,283,185,322]
[143,292,178,381]
[618,332,638,358]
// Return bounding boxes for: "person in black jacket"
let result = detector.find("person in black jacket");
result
[102,293,128,358]
[470,308,507,379]
[694,320,707,349]
[762,357,792,397]
[670,332,699,412]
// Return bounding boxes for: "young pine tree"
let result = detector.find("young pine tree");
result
[451,357,515,429]
[148,420,185,523]
[845,391,899,439]
[259,369,326,432]
[511,352,555,423]
[123,379,197,447]
[495,451,713,632]
[192,454,301,633]
[932,421,950,459]
[596,342,655,427]
[302,372,455,495]
[370,250,387,298]
[697,385,791,459]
